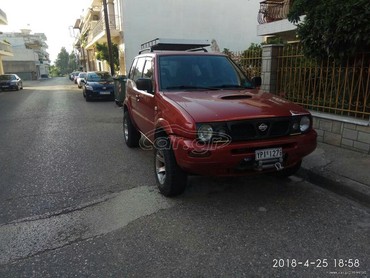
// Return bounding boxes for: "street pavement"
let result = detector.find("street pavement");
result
[300,142,370,207]
[1,78,369,276]
[12,79,370,208]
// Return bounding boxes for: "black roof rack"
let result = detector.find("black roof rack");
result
[139,38,210,54]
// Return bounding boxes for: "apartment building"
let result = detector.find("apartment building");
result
[73,0,261,74]
[0,8,13,74]
[0,29,50,80]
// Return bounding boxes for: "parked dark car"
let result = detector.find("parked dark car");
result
[82,71,115,101]
[0,74,23,91]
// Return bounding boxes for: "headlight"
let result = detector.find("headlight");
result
[197,124,213,142]
[300,116,311,132]
[85,85,93,90]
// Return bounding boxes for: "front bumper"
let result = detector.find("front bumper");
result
[85,89,114,100]
[170,130,317,176]
[0,83,17,90]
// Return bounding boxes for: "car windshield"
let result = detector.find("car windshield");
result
[0,75,13,80]
[87,72,113,82]
[158,55,254,91]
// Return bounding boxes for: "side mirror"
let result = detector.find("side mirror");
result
[251,76,262,87]
[136,78,153,94]
[81,79,86,84]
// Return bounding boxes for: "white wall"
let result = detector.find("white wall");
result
[121,0,260,72]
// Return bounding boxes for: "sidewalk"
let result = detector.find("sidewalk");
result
[298,142,370,207]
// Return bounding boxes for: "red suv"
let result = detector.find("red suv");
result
[123,43,317,196]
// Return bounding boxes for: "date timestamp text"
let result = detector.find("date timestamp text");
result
[272,259,361,268]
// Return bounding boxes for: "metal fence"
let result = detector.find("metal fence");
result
[231,48,262,79]
[276,43,370,120]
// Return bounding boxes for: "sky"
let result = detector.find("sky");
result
[0,0,92,64]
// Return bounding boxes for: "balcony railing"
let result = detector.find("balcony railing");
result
[86,15,120,46]
[258,0,291,24]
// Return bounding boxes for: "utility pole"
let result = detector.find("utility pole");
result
[102,0,115,76]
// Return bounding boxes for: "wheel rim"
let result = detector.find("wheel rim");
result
[155,149,166,185]
[123,116,129,141]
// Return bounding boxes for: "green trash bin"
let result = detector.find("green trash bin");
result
[113,75,127,107]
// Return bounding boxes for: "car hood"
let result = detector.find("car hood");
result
[87,81,114,86]
[163,90,310,122]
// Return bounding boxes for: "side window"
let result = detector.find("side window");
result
[128,58,138,79]
[132,58,146,82]
[143,58,154,79]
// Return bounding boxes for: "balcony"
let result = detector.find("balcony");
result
[258,0,290,24]
[257,0,304,40]
[85,15,120,49]
[0,41,13,56]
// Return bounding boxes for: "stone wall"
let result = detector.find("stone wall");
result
[312,112,370,154]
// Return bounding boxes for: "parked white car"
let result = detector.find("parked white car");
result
[77,72,87,88]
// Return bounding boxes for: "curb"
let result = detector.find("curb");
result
[297,167,370,208]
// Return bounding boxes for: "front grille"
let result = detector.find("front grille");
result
[227,117,291,141]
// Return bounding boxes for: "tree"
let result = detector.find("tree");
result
[95,42,120,71]
[54,47,70,75]
[68,53,78,72]
[49,65,60,77]
[288,0,370,60]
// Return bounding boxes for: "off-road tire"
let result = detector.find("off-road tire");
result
[154,136,187,196]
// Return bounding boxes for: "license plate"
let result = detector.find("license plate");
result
[255,148,282,161]
[100,91,111,95]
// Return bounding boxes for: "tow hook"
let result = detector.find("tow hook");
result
[275,162,284,171]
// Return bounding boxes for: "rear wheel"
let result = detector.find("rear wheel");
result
[123,110,140,147]
[154,136,187,196]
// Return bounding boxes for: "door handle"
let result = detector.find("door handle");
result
[135,95,140,102]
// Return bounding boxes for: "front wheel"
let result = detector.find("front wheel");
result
[154,137,187,197]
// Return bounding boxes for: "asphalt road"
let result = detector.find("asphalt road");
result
[0,78,369,277]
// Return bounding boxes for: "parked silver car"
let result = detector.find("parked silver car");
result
[77,72,87,88]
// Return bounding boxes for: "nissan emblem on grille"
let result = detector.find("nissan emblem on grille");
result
[258,123,268,132]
